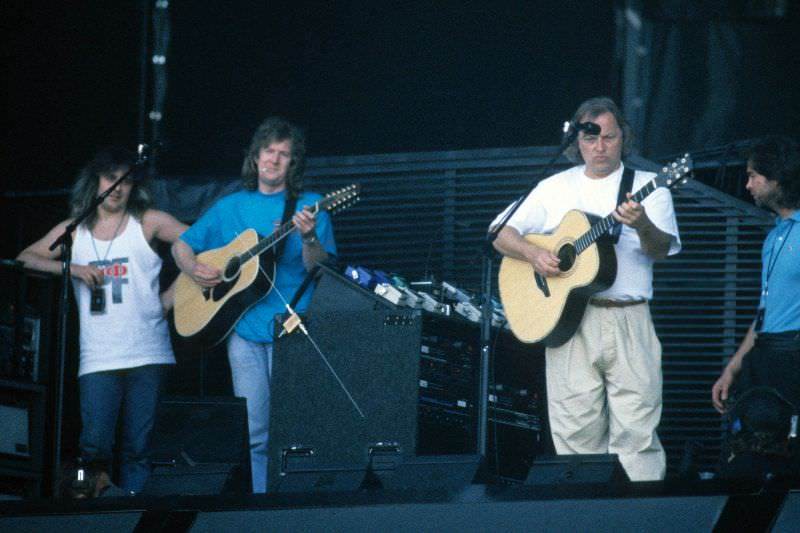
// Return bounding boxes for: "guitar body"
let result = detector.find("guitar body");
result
[498,210,617,347]
[174,229,275,346]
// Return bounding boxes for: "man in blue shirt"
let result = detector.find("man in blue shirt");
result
[172,117,336,493]
[712,136,800,412]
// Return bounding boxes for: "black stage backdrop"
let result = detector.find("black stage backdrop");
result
[4,1,616,194]
[7,2,800,198]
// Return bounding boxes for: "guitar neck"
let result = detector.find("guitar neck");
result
[241,202,321,261]
[575,178,658,254]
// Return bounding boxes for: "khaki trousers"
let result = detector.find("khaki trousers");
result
[545,302,666,481]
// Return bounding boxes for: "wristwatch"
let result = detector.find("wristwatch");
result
[302,234,318,245]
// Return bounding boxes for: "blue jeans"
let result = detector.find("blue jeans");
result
[79,364,168,493]
[227,332,272,494]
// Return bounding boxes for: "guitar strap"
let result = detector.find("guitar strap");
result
[273,192,298,261]
[610,165,635,244]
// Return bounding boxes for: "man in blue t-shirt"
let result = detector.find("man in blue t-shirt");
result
[712,136,800,413]
[172,117,336,493]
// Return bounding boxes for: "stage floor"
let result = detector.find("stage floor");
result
[1,480,798,532]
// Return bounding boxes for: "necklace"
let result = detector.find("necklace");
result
[90,213,127,262]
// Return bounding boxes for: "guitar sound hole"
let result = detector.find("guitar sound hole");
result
[210,279,235,302]
[557,244,576,272]
[223,256,241,280]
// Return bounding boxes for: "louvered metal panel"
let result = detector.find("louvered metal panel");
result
[303,146,773,475]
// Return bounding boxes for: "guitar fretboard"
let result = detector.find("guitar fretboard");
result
[574,179,658,254]
[239,202,321,262]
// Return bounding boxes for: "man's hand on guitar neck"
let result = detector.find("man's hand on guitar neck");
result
[613,193,648,229]
[293,206,317,239]
[293,206,330,271]
[613,193,672,259]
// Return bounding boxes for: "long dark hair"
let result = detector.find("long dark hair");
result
[240,116,307,198]
[564,96,635,164]
[69,147,151,229]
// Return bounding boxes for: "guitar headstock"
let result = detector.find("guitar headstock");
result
[320,183,361,214]
[654,153,693,189]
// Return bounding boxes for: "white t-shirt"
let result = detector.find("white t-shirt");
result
[72,216,175,376]
[492,164,681,300]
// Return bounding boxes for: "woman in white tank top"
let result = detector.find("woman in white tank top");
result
[16,147,187,493]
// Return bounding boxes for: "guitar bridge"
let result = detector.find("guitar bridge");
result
[534,272,550,297]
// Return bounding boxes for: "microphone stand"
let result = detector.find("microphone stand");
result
[477,124,580,473]
[46,145,150,496]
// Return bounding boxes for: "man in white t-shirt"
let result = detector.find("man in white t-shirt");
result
[491,97,681,481]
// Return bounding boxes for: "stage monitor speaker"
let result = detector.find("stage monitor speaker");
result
[371,454,480,491]
[0,512,144,532]
[773,490,800,533]
[273,464,369,494]
[144,396,250,495]
[269,266,421,492]
[144,463,241,497]
[524,454,629,485]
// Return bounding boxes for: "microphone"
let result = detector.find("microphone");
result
[562,121,601,135]
[136,141,165,163]
[136,143,150,164]
[575,121,601,134]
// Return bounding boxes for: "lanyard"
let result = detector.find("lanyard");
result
[763,219,795,298]
[756,219,795,331]
[90,214,127,262]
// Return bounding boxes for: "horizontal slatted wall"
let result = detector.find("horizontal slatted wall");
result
[302,146,773,475]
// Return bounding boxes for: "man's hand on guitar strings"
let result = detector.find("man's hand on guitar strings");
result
[191,262,222,287]
[526,246,561,277]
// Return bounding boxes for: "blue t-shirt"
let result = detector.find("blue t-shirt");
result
[759,210,799,333]
[180,189,337,343]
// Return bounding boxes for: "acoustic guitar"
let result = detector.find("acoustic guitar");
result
[174,184,360,345]
[498,156,692,347]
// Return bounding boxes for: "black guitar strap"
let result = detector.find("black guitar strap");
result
[273,192,298,261]
[610,165,635,244]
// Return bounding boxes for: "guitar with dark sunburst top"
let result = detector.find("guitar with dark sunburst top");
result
[173,184,360,345]
[498,156,692,348]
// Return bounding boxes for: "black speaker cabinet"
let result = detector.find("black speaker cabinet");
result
[269,266,422,492]
[370,454,481,491]
[774,491,800,533]
[0,379,46,474]
[525,454,629,485]
[0,262,61,384]
[145,396,251,495]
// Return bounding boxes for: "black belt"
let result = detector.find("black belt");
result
[755,330,800,351]
[589,298,647,308]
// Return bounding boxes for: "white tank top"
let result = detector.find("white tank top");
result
[72,215,175,376]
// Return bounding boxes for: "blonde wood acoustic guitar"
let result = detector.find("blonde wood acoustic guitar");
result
[498,156,692,347]
[174,184,360,345]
